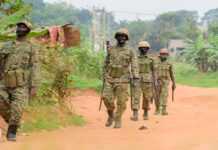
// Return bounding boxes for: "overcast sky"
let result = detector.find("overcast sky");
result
[45,0,218,20]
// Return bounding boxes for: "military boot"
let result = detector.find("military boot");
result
[114,120,122,129]
[161,106,168,116]
[105,110,114,127]
[143,110,149,120]
[130,109,139,121]
[7,125,18,142]
[154,107,160,115]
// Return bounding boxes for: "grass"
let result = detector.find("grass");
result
[175,63,218,88]
[20,103,85,133]
[68,75,102,92]
[19,74,100,133]
[69,64,218,89]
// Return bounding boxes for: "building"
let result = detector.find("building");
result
[168,39,186,56]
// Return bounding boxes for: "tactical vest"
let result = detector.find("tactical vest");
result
[106,46,131,81]
[156,60,171,80]
[3,41,32,88]
[138,56,153,82]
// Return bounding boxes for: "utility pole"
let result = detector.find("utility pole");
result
[66,0,71,6]
[91,7,108,52]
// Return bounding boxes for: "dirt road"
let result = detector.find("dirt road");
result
[1,85,218,150]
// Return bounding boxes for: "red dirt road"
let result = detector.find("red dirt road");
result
[1,85,218,150]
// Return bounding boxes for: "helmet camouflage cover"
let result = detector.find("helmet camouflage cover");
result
[115,28,129,40]
[16,20,32,30]
[138,41,151,48]
[159,48,169,55]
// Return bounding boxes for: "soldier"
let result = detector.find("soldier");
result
[102,28,139,128]
[0,21,39,141]
[155,48,176,115]
[131,41,155,121]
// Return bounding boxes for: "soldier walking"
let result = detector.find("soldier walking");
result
[155,48,176,115]
[131,41,155,121]
[101,28,139,128]
[0,21,39,141]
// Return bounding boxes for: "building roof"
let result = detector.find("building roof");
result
[168,39,186,49]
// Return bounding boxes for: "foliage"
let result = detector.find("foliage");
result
[0,28,48,41]
[0,0,31,32]
[69,75,102,92]
[119,20,153,47]
[36,46,74,106]
[175,63,218,88]
[117,10,199,50]
[202,8,218,24]
[21,103,85,133]
[208,21,218,35]
[24,0,92,40]
[66,44,105,79]
[182,34,218,72]
[152,10,199,48]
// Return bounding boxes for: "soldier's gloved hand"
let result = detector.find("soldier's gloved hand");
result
[172,83,176,90]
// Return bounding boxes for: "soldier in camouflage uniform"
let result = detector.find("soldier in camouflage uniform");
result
[0,21,39,141]
[155,48,176,115]
[131,41,155,121]
[102,28,139,128]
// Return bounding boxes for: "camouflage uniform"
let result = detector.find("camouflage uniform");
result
[131,55,154,111]
[102,44,139,125]
[0,40,39,126]
[156,52,175,115]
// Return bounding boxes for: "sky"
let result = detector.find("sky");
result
[45,0,218,20]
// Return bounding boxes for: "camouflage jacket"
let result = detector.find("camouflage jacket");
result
[104,44,139,83]
[156,57,173,81]
[0,40,39,88]
[138,55,154,83]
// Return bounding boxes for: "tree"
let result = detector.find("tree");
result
[202,9,218,24]
[208,21,218,35]
[0,0,31,33]
[119,19,152,48]
[183,34,218,72]
[151,10,199,48]
[183,35,210,72]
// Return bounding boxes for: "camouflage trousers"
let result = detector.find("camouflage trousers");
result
[0,86,28,126]
[156,79,169,109]
[102,81,129,121]
[131,82,153,111]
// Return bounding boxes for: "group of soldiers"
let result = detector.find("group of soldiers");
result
[0,21,38,141]
[0,22,175,141]
[101,28,176,128]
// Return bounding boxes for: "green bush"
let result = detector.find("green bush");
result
[175,63,218,87]
[21,104,86,133]
[65,44,105,79]
[68,75,102,92]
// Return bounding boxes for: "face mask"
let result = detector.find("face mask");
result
[139,47,150,55]
[160,56,168,61]
[16,27,30,37]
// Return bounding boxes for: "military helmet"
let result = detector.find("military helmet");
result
[138,41,151,48]
[159,48,169,55]
[115,28,129,40]
[16,20,32,30]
